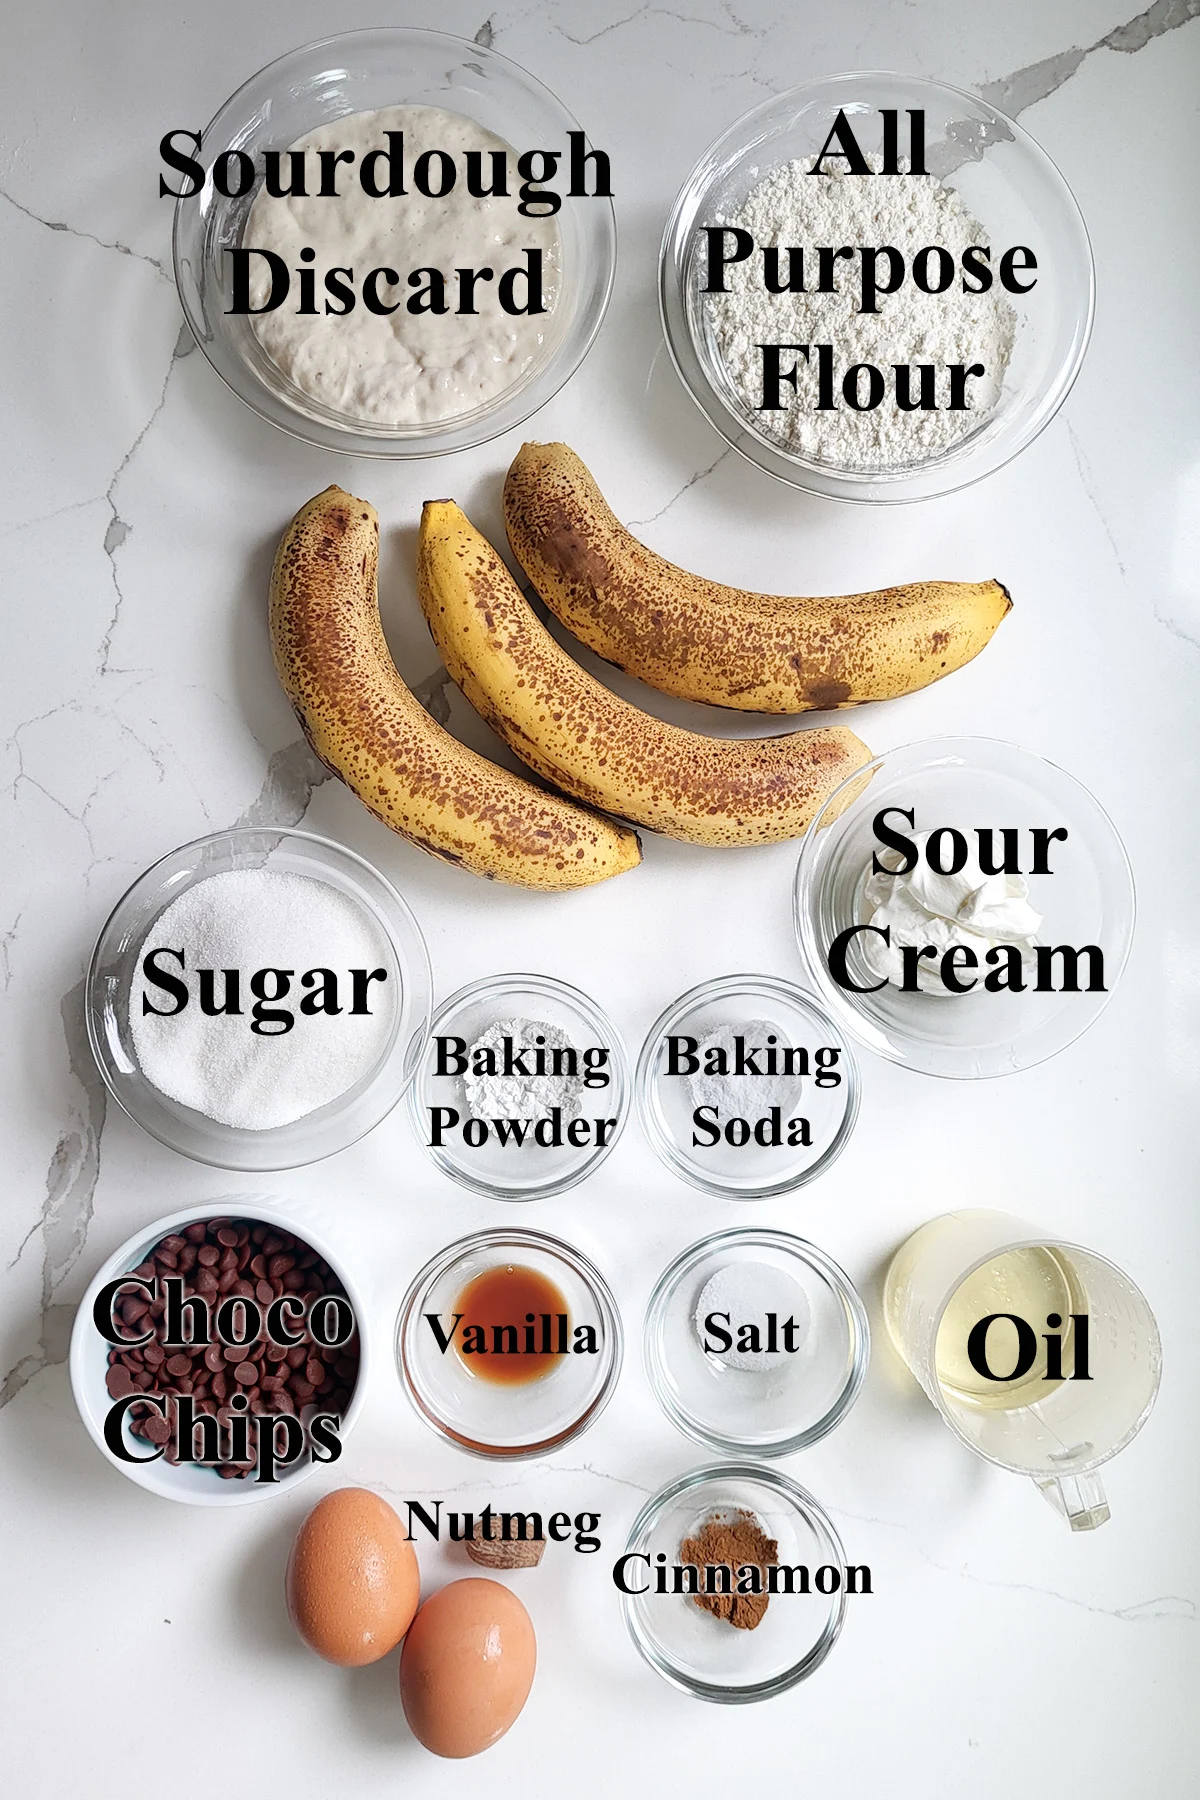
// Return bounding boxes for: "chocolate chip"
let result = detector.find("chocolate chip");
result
[106,1215,359,1482]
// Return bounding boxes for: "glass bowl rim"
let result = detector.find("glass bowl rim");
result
[85,824,433,1168]
[792,734,1137,1080]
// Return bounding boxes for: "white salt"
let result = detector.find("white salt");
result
[694,1262,810,1374]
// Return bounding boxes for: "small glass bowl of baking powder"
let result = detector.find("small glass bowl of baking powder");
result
[636,975,859,1198]
[174,28,616,457]
[793,737,1135,1078]
[395,1227,623,1457]
[644,1229,870,1457]
[621,1464,849,1702]
[660,70,1094,501]
[408,973,630,1200]
[86,827,432,1170]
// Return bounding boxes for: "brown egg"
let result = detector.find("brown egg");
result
[400,1578,536,1758]
[285,1487,419,1666]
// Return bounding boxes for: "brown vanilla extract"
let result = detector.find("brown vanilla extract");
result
[450,1264,572,1386]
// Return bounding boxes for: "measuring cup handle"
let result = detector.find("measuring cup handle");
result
[1034,1471,1111,1530]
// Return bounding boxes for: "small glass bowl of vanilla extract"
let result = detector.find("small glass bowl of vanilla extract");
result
[395,1228,623,1457]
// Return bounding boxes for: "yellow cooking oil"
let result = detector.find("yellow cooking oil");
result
[934,1246,1083,1412]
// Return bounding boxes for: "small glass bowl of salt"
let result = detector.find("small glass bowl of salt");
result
[86,828,432,1170]
[408,974,630,1200]
[644,1229,870,1458]
[636,975,859,1198]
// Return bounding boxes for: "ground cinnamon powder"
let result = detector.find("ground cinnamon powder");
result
[679,1508,779,1631]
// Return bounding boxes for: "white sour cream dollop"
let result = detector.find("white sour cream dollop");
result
[860,831,1043,996]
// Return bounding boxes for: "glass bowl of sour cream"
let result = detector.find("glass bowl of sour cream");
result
[86,827,432,1169]
[659,71,1094,502]
[793,738,1135,1078]
[173,29,616,456]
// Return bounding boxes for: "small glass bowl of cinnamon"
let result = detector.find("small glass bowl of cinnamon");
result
[621,1463,850,1701]
[394,1227,622,1457]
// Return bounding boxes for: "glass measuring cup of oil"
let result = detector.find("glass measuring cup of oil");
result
[883,1209,1160,1529]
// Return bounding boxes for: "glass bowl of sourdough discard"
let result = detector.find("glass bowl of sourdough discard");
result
[659,71,1094,502]
[173,28,616,456]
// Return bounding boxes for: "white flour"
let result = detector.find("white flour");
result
[463,1018,585,1120]
[706,161,1016,470]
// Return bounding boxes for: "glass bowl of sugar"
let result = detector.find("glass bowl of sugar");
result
[636,975,860,1198]
[86,827,432,1170]
[408,973,630,1200]
[659,70,1094,501]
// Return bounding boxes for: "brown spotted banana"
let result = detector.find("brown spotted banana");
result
[503,441,1012,713]
[269,486,642,891]
[417,500,872,848]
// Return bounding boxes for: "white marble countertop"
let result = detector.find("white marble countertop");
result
[2,1,1198,1793]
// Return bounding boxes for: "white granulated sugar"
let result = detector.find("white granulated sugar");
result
[463,1018,585,1120]
[130,869,394,1131]
[706,162,1016,470]
[694,1261,811,1374]
[685,1020,804,1117]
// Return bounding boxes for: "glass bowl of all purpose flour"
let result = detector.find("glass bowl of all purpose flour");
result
[172,29,616,457]
[408,974,630,1200]
[659,71,1094,502]
[792,738,1135,1079]
[86,828,433,1170]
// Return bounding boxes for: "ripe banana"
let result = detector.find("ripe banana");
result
[417,501,872,848]
[269,487,642,891]
[503,442,1012,713]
